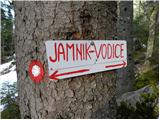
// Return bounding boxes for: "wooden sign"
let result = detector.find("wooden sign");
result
[45,40,127,80]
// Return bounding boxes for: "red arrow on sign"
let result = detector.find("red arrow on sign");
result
[105,60,127,68]
[49,69,90,80]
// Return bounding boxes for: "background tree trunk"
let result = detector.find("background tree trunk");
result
[116,1,134,97]
[145,3,159,71]
[14,1,117,118]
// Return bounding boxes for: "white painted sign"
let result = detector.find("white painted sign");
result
[45,40,127,80]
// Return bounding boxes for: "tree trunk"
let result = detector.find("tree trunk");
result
[14,1,117,118]
[116,1,134,97]
[145,3,158,70]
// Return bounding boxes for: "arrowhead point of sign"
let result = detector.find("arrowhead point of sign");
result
[123,60,127,67]
[105,60,127,68]
[49,70,59,80]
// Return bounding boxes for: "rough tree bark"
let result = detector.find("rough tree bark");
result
[14,1,117,118]
[116,1,134,97]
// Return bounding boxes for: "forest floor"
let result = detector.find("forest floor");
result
[0,59,17,111]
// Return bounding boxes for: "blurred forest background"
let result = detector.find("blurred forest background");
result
[0,0,159,119]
